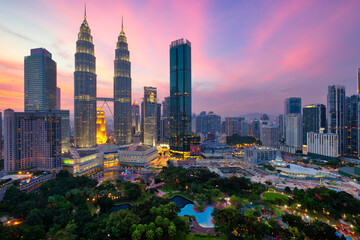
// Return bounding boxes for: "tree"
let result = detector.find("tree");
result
[123,182,141,200]
[168,222,177,238]
[23,225,46,240]
[155,227,163,239]
[146,230,155,240]
[96,196,114,214]
[131,230,141,240]
[106,209,141,239]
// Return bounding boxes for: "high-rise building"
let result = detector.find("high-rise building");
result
[261,126,280,148]
[141,87,157,146]
[58,110,70,153]
[224,117,240,136]
[25,48,57,112]
[285,114,302,148]
[56,87,61,110]
[196,111,221,137]
[162,97,170,140]
[96,108,107,144]
[307,132,339,160]
[276,114,284,139]
[169,38,200,153]
[251,119,260,139]
[284,97,302,115]
[156,103,161,142]
[327,85,346,155]
[132,101,140,135]
[0,112,2,159]
[260,114,269,142]
[114,19,132,145]
[74,10,97,148]
[346,95,360,157]
[357,67,360,95]
[303,104,326,145]
[4,109,62,172]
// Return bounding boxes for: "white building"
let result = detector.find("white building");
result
[285,114,302,148]
[307,132,338,160]
[118,145,158,168]
[244,146,279,165]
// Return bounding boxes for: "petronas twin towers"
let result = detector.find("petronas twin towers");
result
[74,9,131,148]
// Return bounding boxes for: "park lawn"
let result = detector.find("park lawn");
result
[262,192,289,202]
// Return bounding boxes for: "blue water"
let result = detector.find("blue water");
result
[110,203,131,212]
[178,204,214,228]
[169,196,192,208]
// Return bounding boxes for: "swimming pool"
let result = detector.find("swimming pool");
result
[178,204,214,228]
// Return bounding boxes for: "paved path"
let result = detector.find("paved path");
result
[189,219,215,235]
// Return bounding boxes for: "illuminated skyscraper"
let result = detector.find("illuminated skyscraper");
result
[96,108,107,144]
[327,85,346,155]
[114,18,132,145]
[132,101,140,134]
[169,39,200,154]
[74,8,97,148]
[141,87,157,146]
[284,97,302,115]
[302,104,326,145]
[24,48,56,112]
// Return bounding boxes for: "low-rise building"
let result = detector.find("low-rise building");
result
[118,145,158,168]
[62,151,104,177]
[200,141,232,159]
[244,146,279,165]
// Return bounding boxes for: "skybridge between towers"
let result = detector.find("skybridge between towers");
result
[96,97,114,117]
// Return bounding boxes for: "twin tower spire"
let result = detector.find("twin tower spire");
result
[74,7,132,148]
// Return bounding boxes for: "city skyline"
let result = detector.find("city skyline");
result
[1,1,360,118]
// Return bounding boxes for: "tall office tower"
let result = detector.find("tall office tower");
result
[74,10,97,148]
[162,97,170,140]
[346,95,360,157]
[56,87,61,110]
[327,85,346,155]
[284,97,302,115]
[358,68,360,95]
[24,48,57,112]
[285,114,303,148]
[302,104,326,145]
[132,101,140,135]
[262,126,280,147]
[169,38,200,153]
[191,113,196,133]
[196,111,221,137]
[96,108,107,144]
[156,103,161,142]
[4,109,62,172]
[251,119,260,139]
[114,19,132,145]
[0,112,2,158]
[241,121,249,136]
[57,110,70,153]
[260,114,269,142]
[276,114,284,139]
[141,87,157,146]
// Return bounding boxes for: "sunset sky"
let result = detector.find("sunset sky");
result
[1,0,360,119]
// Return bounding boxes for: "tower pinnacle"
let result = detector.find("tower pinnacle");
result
[84,4,86,19]
[120,15,125,35]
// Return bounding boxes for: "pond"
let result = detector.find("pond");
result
[169,195,214,228]
[110,203,131,212]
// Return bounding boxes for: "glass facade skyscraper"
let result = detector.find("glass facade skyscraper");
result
[169,39,200,153]
[24,48,56,112]
[284,97,302,115]
[141,87,157,146]
[346,95,360,157]
[114,20,132,145]
[302,104,326,145]
[327,85,345,155]
[74,12,97,148]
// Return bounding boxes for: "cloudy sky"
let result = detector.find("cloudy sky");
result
[0,0,359,118]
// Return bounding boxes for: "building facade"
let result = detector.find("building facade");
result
[284,97,302,115]
[114,20,132,145]
[244,146,279,165]
[25,48,57,112]
[196,111,221,137]
[327,85,346,155]
[169,39,200,153]
[132,101,140,135]
[141,87,157,146]
[261,125,280,147]
[302,104,326,145]
[74,12,97,148]
[307,132,339,160]
[4,109,62,172]
[346,95,360,157]
[285,114,303,148]
[162,97,170,140]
